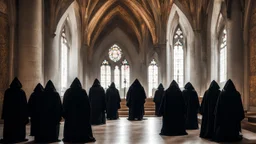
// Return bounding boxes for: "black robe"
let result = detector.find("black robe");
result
[159,80,187,136]
[106,82,121,120]
[182,82,199,129]
[89,79,106,125]
[63,78,96,143]
[199,80,220,139]
[28,83,44,136]
[153,83,164,116]
[126,79,146,120]
[213,79,245,142]
[35,80,62,143]
[1,77,28,143]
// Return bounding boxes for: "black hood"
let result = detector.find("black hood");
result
[10,77,22,89]
[184,82,194,90]
[208,80,220,91]
[45,80,56,92]
[133,79,142,87]
[110,82,116,88]
[70,77,82,89]
[92,79,101,87]
[34,83,44,92]
[157,83,164,90]
[169,80,179,89]
[224,79,236,91]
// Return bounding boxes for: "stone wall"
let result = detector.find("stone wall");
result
[0,0,9,115]
[249,1,256,107]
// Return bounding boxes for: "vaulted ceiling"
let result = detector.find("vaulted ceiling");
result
[45,0,215,49]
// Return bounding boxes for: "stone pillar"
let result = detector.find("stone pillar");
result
[226,0,244,95]
[18,0,43,95]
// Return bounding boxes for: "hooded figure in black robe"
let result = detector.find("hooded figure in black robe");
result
[89,79,106,125]
[159,80,187,136]
[153,83,164,116]
[106,82,121,120]
[199,80,220,139]
[182,82,199,130]
[126,79,146,120]
[35,80,62,143]
[63,78,96,143]
[1,77,28,143]
[28,83,44,136]
[213,79,245,142]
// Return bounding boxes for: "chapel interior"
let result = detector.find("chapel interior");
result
[1,0,256,143]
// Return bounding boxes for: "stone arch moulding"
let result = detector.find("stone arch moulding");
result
[166,3,195,89]
[45,1,81,93]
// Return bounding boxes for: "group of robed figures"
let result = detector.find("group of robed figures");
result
[0,76,244,143]
[153,79,244,142]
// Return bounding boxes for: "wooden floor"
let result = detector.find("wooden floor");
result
[0,117,256,144]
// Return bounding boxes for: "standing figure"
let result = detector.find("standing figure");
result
[200,80,221,139]
[153,83,164,116]
[213,79,245,142]
[126,79,146,120]
[159,80,187,136]
[28,83,44,136]
[106,82,121,120]
[182,82,200,129]
[89,79,106,125]
[1,77,29,143]
[35,80,62,143]
[63,78,96,143]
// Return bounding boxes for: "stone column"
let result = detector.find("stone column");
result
[226,0,244,94]
[18,0,43,95]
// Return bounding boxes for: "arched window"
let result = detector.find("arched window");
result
[121,59,130,89]
[148,59,158,98]
[61,27,69,95]
[219,28,227,82]
[114,66,120,90]
[173,26,184,87]
[101,60,111,89]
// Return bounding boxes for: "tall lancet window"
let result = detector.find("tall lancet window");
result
[121,59,130,89]
[101,60,111,89]
[61,27,69,95]
[148,59,158,98]
[220,28,227,82]
[173,26,184,87]
[114,66,120,90]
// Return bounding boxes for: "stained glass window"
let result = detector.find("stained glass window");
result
[220,28,227,82]
[109,44,122,62]
[61,28,68,96]
[173,26,184,87]
[101,60,111,89]
[121,59,130,88]
[148,59,158,98]
[114,66,120,90]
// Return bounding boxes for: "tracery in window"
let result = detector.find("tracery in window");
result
[173,26,184,87]
[114,66,120,90]
[61,27,68,95]
[109,44,122,62]
[121,59,130,89]
[101,60,111,89]
[148,59,158,98]
[220,28,227,82]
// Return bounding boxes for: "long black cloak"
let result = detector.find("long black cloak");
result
[28,83,44,136]
[213,79,245,142]
[1,77,28,143]
[106,82,121,120]
[35,80,62,143]
[159,80,187,136]
[63,78,96,143]
[89,79,106,125]
[199,80,220,139]
[126,79,146,120]
[153,83,164,116]
[182,82,199,130]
